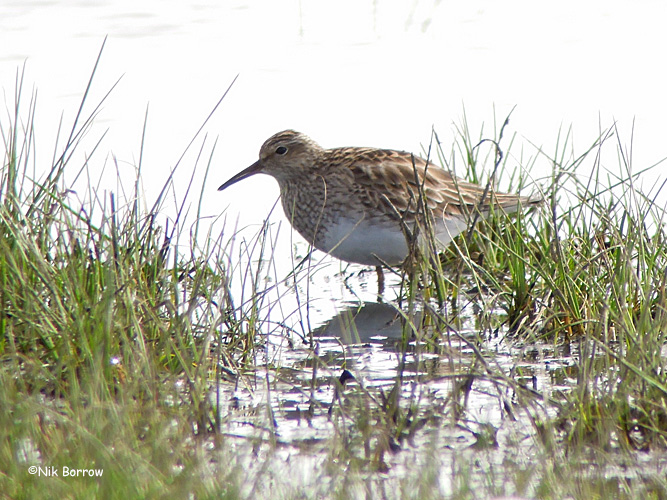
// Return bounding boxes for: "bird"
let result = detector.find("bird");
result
[218,130,540,269]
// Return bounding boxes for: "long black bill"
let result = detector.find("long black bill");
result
[218,160,263,191]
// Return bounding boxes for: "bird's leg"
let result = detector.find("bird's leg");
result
[376,265,385,296]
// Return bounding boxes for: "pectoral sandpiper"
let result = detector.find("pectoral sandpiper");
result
[219,130,539,267]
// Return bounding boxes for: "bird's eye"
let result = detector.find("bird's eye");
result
[275,146,288,155]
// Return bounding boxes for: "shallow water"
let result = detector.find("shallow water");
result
[208,285,590,497]
[205,281,667,497]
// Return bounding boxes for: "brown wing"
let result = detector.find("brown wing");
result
[326,147,533,223]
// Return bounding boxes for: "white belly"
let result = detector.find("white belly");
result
[316,215,470,266]
[319,218,409,266]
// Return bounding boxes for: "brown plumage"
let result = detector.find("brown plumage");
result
[219,130,540,266]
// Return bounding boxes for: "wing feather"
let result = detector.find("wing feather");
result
[325,147,537,224]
